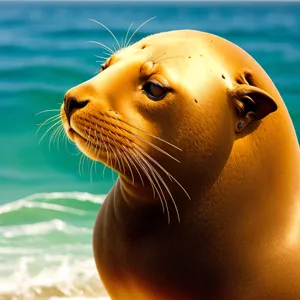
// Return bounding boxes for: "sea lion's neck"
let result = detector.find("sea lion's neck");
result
[115,176,175,222]
[114,145,300,252]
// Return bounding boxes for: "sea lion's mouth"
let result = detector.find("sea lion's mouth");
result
[68,126,109,155]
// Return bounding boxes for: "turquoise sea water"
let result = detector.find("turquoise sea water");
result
[0,1,300,299]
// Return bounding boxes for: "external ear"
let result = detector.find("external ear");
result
[230,84,278,133]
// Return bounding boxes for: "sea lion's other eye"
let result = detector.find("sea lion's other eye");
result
[100,64,106,72]
[143,82,169,101]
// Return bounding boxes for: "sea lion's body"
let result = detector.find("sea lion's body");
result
[61,30,300,299]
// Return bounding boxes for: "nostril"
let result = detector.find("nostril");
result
[64,97,89,122]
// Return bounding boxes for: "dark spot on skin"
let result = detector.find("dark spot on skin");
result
[141,45,146,49]
[188,56,191,58]
[222,74,225,79]
[194,99,198,103]
[109,109,112,111]
[200,54,203,57]
[210,40,213,43]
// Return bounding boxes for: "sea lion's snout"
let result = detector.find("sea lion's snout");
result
[63,95,89,124]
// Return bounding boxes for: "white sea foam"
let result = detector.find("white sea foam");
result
[0,256,108,299]
[0,219,92,238]
[0,192,109,299]
[0,192,106,216]
[0,200,86,215]
[24,192,106,204]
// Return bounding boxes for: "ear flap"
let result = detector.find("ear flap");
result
[230,84,278,133]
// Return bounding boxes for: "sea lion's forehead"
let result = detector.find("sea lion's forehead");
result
[112,32,209,68]
[110,30,207,61]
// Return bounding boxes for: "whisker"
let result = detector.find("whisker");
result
[123,22,133,48]
[125,16,156,47]
[38,119,62,146]
[134,149,170,221]
[89,18,121,51]
[120,127,180,163]
[132,142,191,200]
[36,114,61,135]
[95,54,110,60]
[86,127,95,183]
[64,134,79,156]
[145,51,165,65]
[97,125,110,178]
[120,145,141,185]
[93,129,102,174]
[111,144,133,184]
[129,148,158,198]
[48,123,63,151]
[102,135,117,183]
[102,50,113,58]
[112,44,118,54]
[35,109,60,116]
[79,152,85,176]
[88,40,115,55]
[130,148,167,219]
[90,156,95,183]
[110,115,182,151]
[153,55,186,65]
[107,134,125,181]
[134,147,180,223]
[113,141,126,176]
[79,126,90,176]
[89,131,99,180]
[55,126,65,151]
[102,129,115,182]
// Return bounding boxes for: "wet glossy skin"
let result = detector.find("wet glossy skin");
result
[61,30,300,299]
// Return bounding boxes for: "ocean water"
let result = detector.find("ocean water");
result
[0,1,300,299]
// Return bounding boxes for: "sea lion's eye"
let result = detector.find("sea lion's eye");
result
[99,64,106,72]
[143,82,169,100]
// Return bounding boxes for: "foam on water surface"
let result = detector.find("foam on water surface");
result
[0,192,108,300]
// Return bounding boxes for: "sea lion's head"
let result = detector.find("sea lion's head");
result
[61,30,297,216]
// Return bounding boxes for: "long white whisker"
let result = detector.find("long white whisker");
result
[121,127,180,163]
[120,145,139,185]
[88,40,114,55]
[126,17,156,47]
[35,109,60,116]
[48,123,63,151]
[123,22,133,48]
[98,126,110,178]
[132,142,191,200]
[79,152,85,176]
[131,148,167,219]
[107,135,125,181]
[36,114,61,135]
[95,55,110,60]
[110,115,182,151]
[38,119,62,146]
[55,126,65,151]
[134,147,179,223]
[89,18,121,50]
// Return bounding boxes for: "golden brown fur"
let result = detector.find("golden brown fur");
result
[61,30,300,299]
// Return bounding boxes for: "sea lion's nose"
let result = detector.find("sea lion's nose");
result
[63,95,89,123]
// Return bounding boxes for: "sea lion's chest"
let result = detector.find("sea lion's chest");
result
[93,195,229,299]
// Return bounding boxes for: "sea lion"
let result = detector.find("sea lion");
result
[61,30,300,299]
